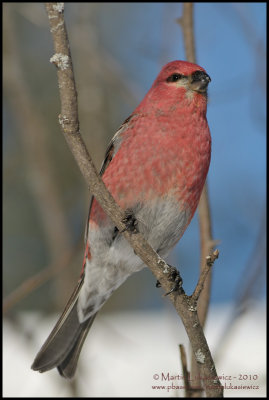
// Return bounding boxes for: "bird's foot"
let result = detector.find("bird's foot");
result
[156,265,184,295]
[121,209,138,233]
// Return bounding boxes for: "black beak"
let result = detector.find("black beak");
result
[189,70,211,93]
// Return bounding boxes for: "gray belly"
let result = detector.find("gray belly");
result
[77,198,190,322]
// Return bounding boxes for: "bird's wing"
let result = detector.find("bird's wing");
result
[84,114,133,244]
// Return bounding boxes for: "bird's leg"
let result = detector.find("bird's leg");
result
[112,209,138,242]
[121,208,138,233]
[156,265,184,295]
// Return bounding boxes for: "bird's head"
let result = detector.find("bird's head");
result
[155,60,211,95]
[137,61,211,114]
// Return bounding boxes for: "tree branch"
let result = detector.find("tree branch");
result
[178,3,221,397]
[177,3,196,63]
[179,344,192,397]
[45,3,223,396]
[192,250,219,303]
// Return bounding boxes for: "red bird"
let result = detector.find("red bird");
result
[32,60,211,378]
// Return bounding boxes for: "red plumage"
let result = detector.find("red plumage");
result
[32,60,211,378]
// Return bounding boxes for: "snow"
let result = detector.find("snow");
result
[3,303,266,397]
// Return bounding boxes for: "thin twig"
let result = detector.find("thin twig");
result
[178,3,221,397]
[178,3,217,329]
[44,3,223,396]
[179,344,192,397]
[177,3,195,63]
[197,185,217,326]
[192,250,219,303]
[3,246,78,315]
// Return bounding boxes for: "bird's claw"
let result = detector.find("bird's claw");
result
[156,265,184,295]
[121,209,138,233]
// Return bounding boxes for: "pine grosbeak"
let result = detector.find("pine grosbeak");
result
[32,60,211,378]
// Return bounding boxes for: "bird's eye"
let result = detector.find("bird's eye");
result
[166,73,183,83]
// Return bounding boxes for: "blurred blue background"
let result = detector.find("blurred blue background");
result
[3,3,266,398]
[3,3,266,315]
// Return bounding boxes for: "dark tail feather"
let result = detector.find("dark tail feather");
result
[32,277,96,379]
[57,313,96,378]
